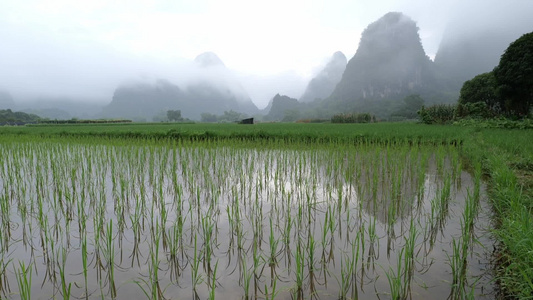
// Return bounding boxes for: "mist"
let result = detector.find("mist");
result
[1,0,532,118]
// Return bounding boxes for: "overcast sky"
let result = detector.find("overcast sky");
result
[1,0,531,108]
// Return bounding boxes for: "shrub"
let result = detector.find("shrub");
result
[456,101,500,119]
[417,104,456,124]
[331,113,375,123]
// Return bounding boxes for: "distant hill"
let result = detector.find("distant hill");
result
[194,52,226,68]
[0,109,40,125]
[103,52,259,121]
[103,79,183,121]
[328,12,436,115]
[300,51,347,103]
[20,108,72,120]
[264,94,301,121]
[18,98,104,120]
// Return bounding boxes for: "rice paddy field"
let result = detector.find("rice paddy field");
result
[0,122,532,300]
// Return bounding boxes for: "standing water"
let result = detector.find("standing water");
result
[0,139,494,299]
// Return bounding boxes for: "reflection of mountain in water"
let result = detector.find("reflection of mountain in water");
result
[341,153,459,225]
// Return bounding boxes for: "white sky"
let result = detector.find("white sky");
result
[1,0,530,108]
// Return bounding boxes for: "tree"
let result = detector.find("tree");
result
[218,110,244,123]
[166,110,182,122]
[457,72,499,118]
[201,113,218,123]
[0,109,41,124]
[493,32,533,116]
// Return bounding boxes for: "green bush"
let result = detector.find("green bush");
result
[453,118,533,129]
[331,113,375,123]
[417,104,456,124]
[455,101,500,119]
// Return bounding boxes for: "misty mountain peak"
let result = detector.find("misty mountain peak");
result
[264,94,300,121]
[194,52,226,68]
[332,51,347,62]
[300,51,347,102]
[329,12,434,104]
[357,12,421,55]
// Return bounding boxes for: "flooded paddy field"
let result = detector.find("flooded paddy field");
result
[0,137,494,299]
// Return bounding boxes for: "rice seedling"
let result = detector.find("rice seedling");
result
[0,131,500,299]
[268,218,280,286]
[15,261,32,300]
[200,210,215,275]
[338,231,361,300]
[81,230,89,299]
[208,260,218,300]
[294,238,305,300]
[104,222,117,299]
[58,248,72,300]
[0,254,11,297]
[190,233,203,299]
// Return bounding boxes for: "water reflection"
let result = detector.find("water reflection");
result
[0,142,493,299]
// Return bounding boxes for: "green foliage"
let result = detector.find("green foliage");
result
[166,110,183,122]
[331,112,375,123]
[417,104,456,124]
[456,128,533,298]
[281,109,301,122]
[457,72,500,118]
[1,122,532,298]
[264,94,301,121]
[200,110,249,123]
[455,102,497,119]
[391,94,425,119]
[39,119,132,124]
[0,109,41,125]
[2,122,468,146]
[493,32,533,116]
[453,118,533,129]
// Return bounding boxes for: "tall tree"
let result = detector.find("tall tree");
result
[167,110,182,121]
[493,32,533,116]
[457,72,500,117]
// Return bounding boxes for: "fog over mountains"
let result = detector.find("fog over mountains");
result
[261,9,533,120]
[1,0,533,121]
[329,13,435,106]
[299,52,347,103]
[103,52,259,121]
[0,91,15,110]
[434,3,533,91]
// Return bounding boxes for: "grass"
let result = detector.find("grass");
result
[1,122,467,146]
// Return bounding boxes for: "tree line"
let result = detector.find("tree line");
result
[419,31,533,124]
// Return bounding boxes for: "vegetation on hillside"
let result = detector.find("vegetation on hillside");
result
[0,109,41,125]
[420,32,532,124]
[457,31,533,120]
